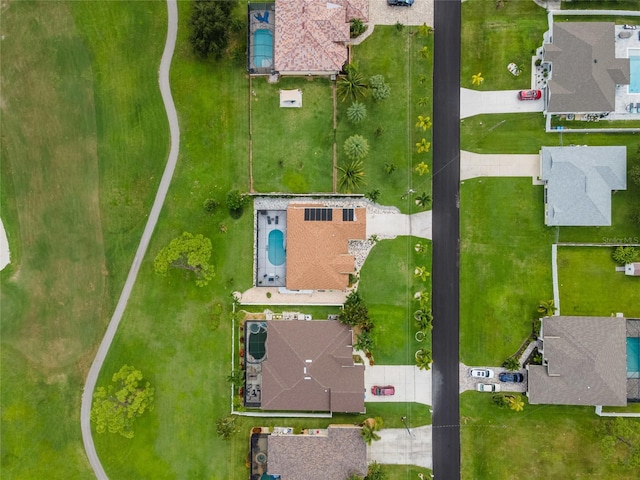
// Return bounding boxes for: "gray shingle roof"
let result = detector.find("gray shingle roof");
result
[261,320,365,413]
[267,426,367,479]
[540,146,627,226]
[528,316,628,406]
[544,22,630,113]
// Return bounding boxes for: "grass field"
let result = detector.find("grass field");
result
[358,236,432,365]
[461,392,640,479]
[461,0,548,91]
[336,26,433,212]
[251,77,334,193]
[460,178,555,366]
[558,247,640,318]
[1,1,168,478]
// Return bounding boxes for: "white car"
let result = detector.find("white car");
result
[477,383,501,393]
[470,368,495,379]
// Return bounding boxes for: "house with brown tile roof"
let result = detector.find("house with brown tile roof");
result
[527,316,628,406]
[274,0,368,75]
[285,204,366,291]
[260,319,365,413]
[266,426,367,479]
[543,22,630,114]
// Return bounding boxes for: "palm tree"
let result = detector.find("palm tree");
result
[337,159,366,193]
[537,299,555,316]
[414,290,430,309]
[414,310,433,332]
[418,74,427,85]
[415,140,431,154]
[418,22,433,37]
[346,101,367,124]
[414,243,427,254]
[360,417,383,445]
[417,96,428,107]
[471,72,484,86]
[343,134,369,161]
[415,115,432,131]
[413,266,430,281]
[226,370,244,384]
[415,192,431,209]
[337,64,368,102]
[415,349,432,370]
[414,161,430,175]
[419,46,429,60]
[507,395,525,412]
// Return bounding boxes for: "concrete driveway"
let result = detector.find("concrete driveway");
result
[460,150,542,183]
[366,211,432,239]
[364,365,432,405]
[368,426,433,469]
[460,88,544,119]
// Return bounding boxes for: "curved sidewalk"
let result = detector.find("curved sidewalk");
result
[80,1,180,478]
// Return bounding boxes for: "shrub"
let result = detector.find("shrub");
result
[612,246,638,265]
[535,58,542,67]
[384,162,397,175]
[203,198,219,213]
[503,356,520,371]
[365,189,380,202]
[350,18,367,38]
[630,164,640,186]
[226,189,250,214]
[347,101,367,124]
[369,75,390,101]
[344,135,369,160]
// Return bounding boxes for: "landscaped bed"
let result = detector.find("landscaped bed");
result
[557,246,640,318]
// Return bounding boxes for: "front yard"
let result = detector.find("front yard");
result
[558,246,640,318]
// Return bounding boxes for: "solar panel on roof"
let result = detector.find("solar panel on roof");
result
[343,208,354,221]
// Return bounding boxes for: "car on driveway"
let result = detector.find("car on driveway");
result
[518,89,542,100]
[371,385,395,395]
[499,372,524,383]
[387,0,414,6]
[470,368,494,379]
[477,383,500,392]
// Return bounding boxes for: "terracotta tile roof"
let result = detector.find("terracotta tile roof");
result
[261,320,365,412]
[267,426,367,479]
[285,204,366,291]
[274,0,369,73]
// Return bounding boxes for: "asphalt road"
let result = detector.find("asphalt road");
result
[431,1,461,479]
[80,1,180,478]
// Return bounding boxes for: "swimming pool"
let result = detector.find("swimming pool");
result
[268,229,285,266]
[253,29,273,68]
[630,50,640,94]
[628,337,640,377]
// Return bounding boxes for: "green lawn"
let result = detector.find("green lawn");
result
[337,26,433,212]
[251,77,334,193]
[1,1,167,478]
[564,0,640,10]
[460,178,555,365]
[558,247,640,318]
[461,0,548,91]
[461,392,639,479]
[358,236,432,365]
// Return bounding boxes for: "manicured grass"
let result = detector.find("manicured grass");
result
[1,1,167,477]
[602,404,640,413]
[337,26,433,212]
[251,77,334,193]
[358,236,432,365]
[461,0,548,91]
[558,247,640,318]
[461,392,639,479]
[460,178,555,365]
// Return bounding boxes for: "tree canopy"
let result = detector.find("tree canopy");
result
[90,365,155,439]
[154,232,214,286]
[600,417,640,469]
[189,0,238,59]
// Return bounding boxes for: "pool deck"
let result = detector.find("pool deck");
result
[256,210,287,287]
[612,27,640,118]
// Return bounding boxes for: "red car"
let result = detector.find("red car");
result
[371,385,395,396]
[518,89,542,100]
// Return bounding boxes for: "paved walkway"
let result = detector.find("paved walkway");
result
[368,425,433,469]
[80,2,180,478]
[366,210,432,239]
[459,363,527,394]
[460,150,542,183]
[364,365,432,405]
[460,88,544,119]
[238,287,347,305]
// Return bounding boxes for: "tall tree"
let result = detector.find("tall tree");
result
[360,417,383,445]
[154,232,215,287]
[415,349,432,370]
[189,0,238,59]
[600,417,640,469]
[344,135,370,161]
[537,299,555,316]
[90,365,155,439]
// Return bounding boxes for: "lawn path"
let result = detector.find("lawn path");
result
[80,1,179,478]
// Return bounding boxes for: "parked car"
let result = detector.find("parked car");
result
[518,89,542,100]
[477,383,501,393]
[499,372,524,383]
[387,0,414,6]
[470,368,494,379]
[371,385,395,396]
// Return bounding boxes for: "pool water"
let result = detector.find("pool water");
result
[630,51,640,94]
[268,229,285,266]
[253,29,273,68]
[628,337,640,376]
